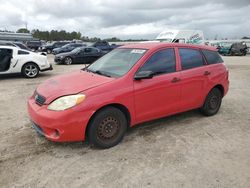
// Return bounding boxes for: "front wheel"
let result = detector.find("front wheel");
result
[64,57,73,65]
[47,49,52,54]
[87,107,127,149]
[22,63,39,78]
[200,88,222,116]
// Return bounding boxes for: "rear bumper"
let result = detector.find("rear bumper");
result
[27,97,93,142]
[40,64,53,72]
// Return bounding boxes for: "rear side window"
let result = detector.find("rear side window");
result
[84,48,92,53]
[179,48,204,70]
[139,48,176,75]
[202,50,223,64]
[18,50,29,55]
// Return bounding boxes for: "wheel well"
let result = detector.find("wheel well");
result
[85,103,131,138]
[213,84,224,96]
[22,61,40,71]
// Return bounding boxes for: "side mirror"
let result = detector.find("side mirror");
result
[134,71,154,80]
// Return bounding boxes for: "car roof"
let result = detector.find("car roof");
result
[0,45,17,50]
[119,42,217,51]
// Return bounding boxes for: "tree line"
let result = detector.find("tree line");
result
[14,28,148,42]
[16,28,82,41]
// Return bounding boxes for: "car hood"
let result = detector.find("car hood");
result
[53,47,61,51]
[36,70,114,104]
[42,44,53,48]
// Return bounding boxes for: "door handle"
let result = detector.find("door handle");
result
[204,71,211,76]
[171,77,181,83]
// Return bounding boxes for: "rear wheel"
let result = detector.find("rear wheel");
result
[22,63,39,78]
[200,88,222,116]
[87,107,127,149]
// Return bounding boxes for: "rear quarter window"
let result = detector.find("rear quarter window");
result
[179,48,205,70]
[202,50,223,64]
[18,50,29,55]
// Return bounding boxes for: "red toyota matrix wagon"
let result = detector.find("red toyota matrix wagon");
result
[28,43,229,148]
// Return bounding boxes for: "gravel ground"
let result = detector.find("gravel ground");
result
[0,55,250,188]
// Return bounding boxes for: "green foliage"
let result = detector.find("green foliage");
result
[14,28,149,42]
[31,29,82,41]
[17,28,30,33]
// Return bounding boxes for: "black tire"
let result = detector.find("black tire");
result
[200,88,222,116]
[64,57,73,65]
[47,49,52,54]
[87,107,127,149]
[21,63,39,78]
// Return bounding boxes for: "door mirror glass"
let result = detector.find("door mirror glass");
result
[134,71,154,80]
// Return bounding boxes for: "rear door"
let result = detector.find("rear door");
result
[133,48,182,123]
[178,48,208,111]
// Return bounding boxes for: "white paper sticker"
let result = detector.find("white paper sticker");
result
[131,49,146,54]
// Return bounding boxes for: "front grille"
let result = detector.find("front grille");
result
[34,92,46,106]
[31,121,45,136]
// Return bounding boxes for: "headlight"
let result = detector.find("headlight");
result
[60,56,64,59]
[47,94,85,111]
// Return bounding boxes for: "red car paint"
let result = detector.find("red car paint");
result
[28,43,229,142]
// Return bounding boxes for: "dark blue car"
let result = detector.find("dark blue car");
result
[52,43,86,55]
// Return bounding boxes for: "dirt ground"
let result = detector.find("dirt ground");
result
[0,55,250,188]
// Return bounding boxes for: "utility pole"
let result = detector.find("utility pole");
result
[25,22,28,30]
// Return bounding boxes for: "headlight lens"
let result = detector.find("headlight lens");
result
[47,94,85,111]
[60,56,64,59]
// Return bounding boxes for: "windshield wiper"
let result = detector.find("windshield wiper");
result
[83,68,111,77]
[93,70,111,77]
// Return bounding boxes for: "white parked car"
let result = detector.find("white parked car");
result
[0,46,52,78]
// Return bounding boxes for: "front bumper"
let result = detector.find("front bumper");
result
[54,57,64,63]
[28,97,93,142]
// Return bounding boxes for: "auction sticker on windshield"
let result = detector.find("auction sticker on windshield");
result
[131,49,146,54]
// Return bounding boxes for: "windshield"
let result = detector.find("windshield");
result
[86,48,147,78]
[72,47,82,53]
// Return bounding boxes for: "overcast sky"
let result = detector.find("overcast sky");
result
[0,0,249,39]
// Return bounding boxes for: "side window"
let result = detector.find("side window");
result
[202,50,223,64]
[179,48,204,70]
[18,50,29,55]
[139,48,176,75]
[84,48,92,53]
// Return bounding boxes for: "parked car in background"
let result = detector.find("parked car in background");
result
[13,42,31,51]
[91,41,113,53]
[26,41,43,51]
[28,43,229,148]
[217,42,248,56]
[54,47,103,65]
[39,41,70,54]
[0,46,52,78]
[0,41,31,51]
[52,43,86,55]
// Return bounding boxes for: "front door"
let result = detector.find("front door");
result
[133,48,182,123]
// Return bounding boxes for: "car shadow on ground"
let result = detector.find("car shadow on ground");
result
[34,109,203,151]
[0,72,54,80]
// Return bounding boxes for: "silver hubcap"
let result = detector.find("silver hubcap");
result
[65,58,72,65]
[25,65,38,77]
